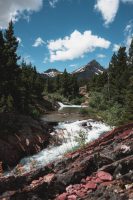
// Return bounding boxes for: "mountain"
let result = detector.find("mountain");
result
[42,68,62,78]
[41,60,104,80]
[72,60,105,80]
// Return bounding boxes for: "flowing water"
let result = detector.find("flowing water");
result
[5,103,111,176]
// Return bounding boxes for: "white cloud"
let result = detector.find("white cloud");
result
[70,64,78,68]
[23,55,34,64]
[49,0,59,8]
[94,0,133,26]
[113,44,121,52]
[32,37,45,47]
[97,54,106,58]
[17,36,24,47]
[48,30,111,62]
[94,0,119,26]
[0,0,43,29]
[124,20,133,49]
[17,37,22,44]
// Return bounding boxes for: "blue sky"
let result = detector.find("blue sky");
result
[0,0,133,72]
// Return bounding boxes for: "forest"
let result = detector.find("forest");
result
[0,21,133,126]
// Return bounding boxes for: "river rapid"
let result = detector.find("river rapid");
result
[5,103,111,176]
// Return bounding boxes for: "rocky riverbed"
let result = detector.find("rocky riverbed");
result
[0,122,132,200]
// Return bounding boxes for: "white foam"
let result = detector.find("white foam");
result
[6,120,111,176]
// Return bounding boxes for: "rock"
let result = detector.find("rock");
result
[0,122,133,200]
[0,113,52,169]
[57,193,67,200]
[67,194,77,200]
[82,122,87,127]
[84,182,97,190]
[97,171,113,181]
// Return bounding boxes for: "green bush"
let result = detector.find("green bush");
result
[75,131,87,148]
[71,97,84,105]
[100,103,126,126]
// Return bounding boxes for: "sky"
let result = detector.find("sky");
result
[0,0,133,73]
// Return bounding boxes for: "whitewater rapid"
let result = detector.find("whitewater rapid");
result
[6,119,111,176]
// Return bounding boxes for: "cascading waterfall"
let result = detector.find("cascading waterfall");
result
[5,119,111,176]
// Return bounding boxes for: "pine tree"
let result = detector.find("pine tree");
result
[0,30,5,96]
[61,69,70,97]
[4,21,20,97]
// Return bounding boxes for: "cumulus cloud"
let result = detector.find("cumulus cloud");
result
[94,0,133,26]
[0,0,43,28]
[113,44,121,52]
[49,0,59,8]
[97,54,106,58]
[32,37,45,47]
[47,30,111,62]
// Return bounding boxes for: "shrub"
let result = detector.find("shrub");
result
[75,131,87,148]
[30,107,40,119]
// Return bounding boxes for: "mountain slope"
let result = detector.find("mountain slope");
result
[72,60,105,80]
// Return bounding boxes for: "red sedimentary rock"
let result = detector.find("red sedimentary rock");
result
[97,171,113,181]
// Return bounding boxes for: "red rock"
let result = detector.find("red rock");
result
[81,178,86,184]
[43,173,55,183]
[66,185,74,194]
[97,171,113,181]
[75,190,86,198]
[57,193,67,200]
[93,177,103,183]
[73,184,81,190]
[86,176,91,181]
[84,182,97,190]
[67,194,77,200]
[100,181,113,187]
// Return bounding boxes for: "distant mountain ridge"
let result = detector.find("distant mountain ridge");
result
[42,60,105,79]
[42,68,62,78]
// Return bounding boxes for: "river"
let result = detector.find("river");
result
[5,103,111,176]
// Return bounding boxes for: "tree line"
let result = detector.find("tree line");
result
[44,69,79,101]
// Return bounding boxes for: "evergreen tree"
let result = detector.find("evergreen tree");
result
[0,30,5,95]
[4,21,20,107]
[61,69,70,97]
[71,75,79,98]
